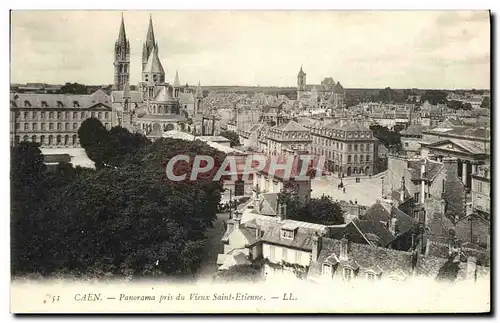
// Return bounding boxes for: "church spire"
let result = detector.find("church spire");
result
[142,14,158,73]
[196,81,203,98]
[174,70,180,87]
[117,12,127,44]
[146,14,156,47]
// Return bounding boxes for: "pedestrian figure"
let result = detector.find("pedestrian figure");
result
[343,187,346,194]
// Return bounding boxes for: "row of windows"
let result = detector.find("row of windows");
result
[268,245,301,264]
[312,138,373,152]
[15,134,79,146]
[322,264,376,281]
[347,155,371,163]
[16,122,110,131]
[15,111,110,120]
[312,147,371,163]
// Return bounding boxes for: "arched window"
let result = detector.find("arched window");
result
[354,155,357,163]
[56,135,61,145]
[64,135,69,145]
[23,135,28,142]
[40,135,45,145]
[72,135,77,145]
[31,135,36,143]
[48,135,53,145]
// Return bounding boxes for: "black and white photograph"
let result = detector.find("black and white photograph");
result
[9,9,491,314]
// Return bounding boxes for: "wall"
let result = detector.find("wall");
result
[262,243,311,267]
[384,156,408,197]
[472,177,490,215]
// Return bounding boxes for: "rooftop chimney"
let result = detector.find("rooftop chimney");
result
[278,203,287,221]
[339,233,349,261]
[311,232,322,261]
[233,212,241,230]
[254,195,261,212]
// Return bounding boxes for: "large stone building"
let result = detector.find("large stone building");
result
[471,165,490,219]
[307,121,378,176]
[263,120,312,156]
[10,14,202,147]
[296,66,345,109]
[419,119,490,190]
[10,90,112,147]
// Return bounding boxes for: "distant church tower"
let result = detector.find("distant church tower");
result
[297,65,306,101]
[113,13,130,91]
[195,81,203,115]
[142,15,159,73]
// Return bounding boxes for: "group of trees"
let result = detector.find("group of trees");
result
[447,100,473,111]
[12,120,227,279]
[277,185,345,226]
[369,124,401,151]
[218,130,241,148]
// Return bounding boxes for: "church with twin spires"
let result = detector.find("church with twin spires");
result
[110,14,205,137]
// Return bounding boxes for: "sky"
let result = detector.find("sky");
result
[10,10,491,89]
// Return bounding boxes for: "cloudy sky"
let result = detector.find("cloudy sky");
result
[11,10,490,89]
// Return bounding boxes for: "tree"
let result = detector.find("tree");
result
[77,118,111,169]
[277,183,303,219]
[292,195,345,225]
[370,124,401,150]
[57,82,88,94]
[219,130,241,148]
[447,100,464,110]
[278,188,345,226]
[11,135,226,279]
[480,97,490,109]
[421,90,448,105]
[307,195,345,225]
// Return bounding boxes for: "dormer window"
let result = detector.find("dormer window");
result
[41,101,48,108]
[73,101,79,108]
[24,100,31,107]
[366,272,376,281]
[322,263,333,277]
[57,101,64,108]
[343,268,354,281]
[281,229,294,240]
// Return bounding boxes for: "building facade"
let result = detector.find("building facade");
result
[307,121,378,176]
[471,165,490,219]
[10,90,113,147]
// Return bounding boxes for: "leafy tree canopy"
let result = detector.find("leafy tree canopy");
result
[219,130,240,148]
[278,189,345,226]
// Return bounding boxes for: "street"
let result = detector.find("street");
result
[196,212,230,282]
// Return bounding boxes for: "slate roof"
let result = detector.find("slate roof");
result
[261,225,318,251]
[351,219,395,247]
[400,125,428,136]
[111,90,143,103]
[138,114,186,121]
[11,90,112,109]
[144,47,165,74]
[274,120,309,132]
[153,87,174,102]
[361,201,418,239]
[308,237,414,279]
[407,158,443,181]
